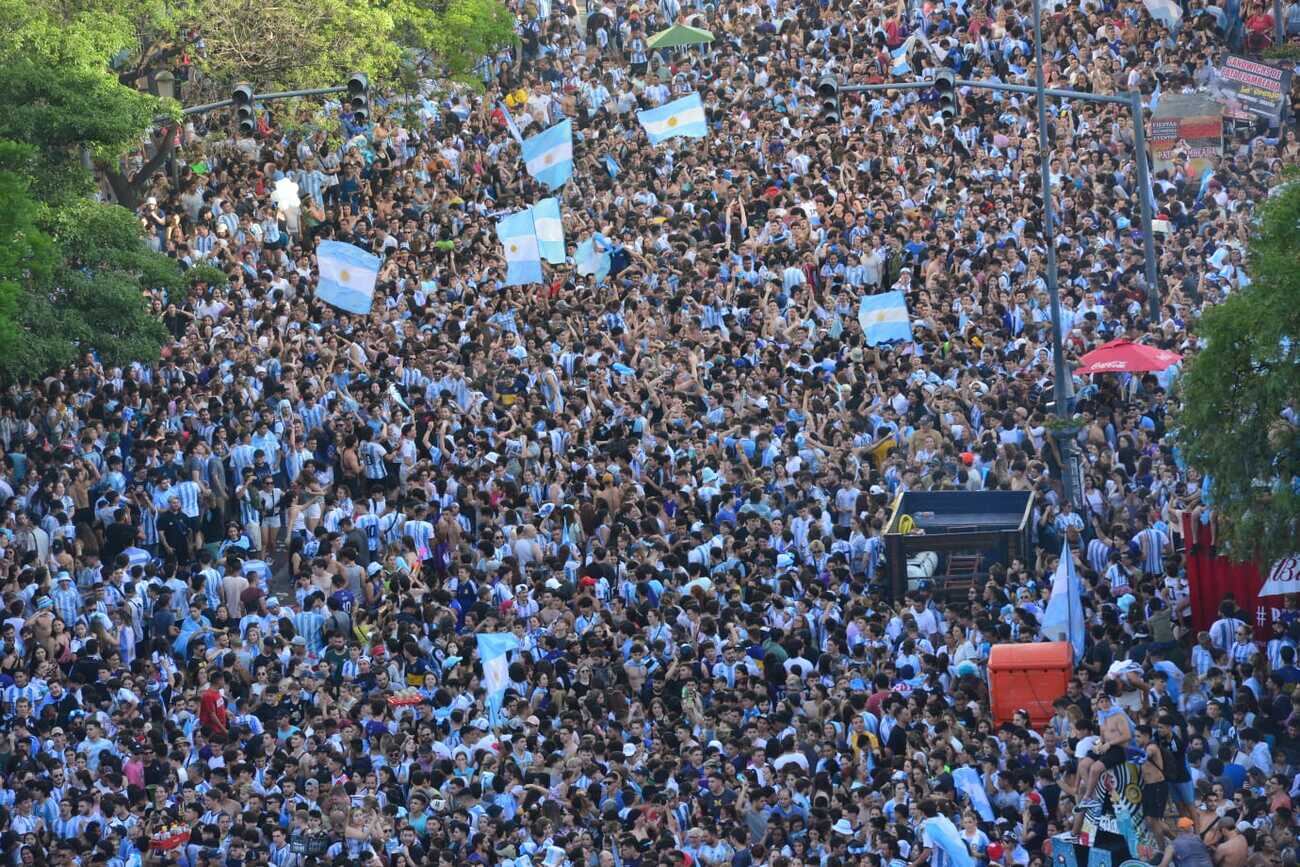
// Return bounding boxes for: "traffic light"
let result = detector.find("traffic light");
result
[817,74,840,125]
[347,72,370,124]
[932,69,957,120]
[232,83,255,136]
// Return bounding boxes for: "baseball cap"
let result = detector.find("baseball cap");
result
[1177,817,1194,831]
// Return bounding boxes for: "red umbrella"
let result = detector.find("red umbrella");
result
[1076,339,1182,375]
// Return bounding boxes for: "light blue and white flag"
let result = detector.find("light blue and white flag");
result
[1143,0,1183,29]
[1196,168,1216,205]
[576,233,612,283]
[521,118,574,190]
[952,767,995,822]
[498,101,525,145]
[637,93,708,145]
[922,816,976,867]
[476,632,521,727]
[891,43,913,76]
[603,154,622,178]
[531,197,566,265]
[1148,81,1162,112]
[857,291,912,345]
[496,209,545,286]
[316,240,381,315]
[1040,542,1085,664]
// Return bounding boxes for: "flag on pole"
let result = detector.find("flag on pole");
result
[576,234,612,283]
[498,101,525,145]
[316,240,381,315]
[857,291,913,345]
[476,632,521,727]
[637,93,708,145]
[1148,81,1162,111]
[521,118,574,190]
[1040,542,1085,664]
[531,197,566,265]
[496,209,545,286]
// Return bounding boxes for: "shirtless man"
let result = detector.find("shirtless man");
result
[437,501,463,549]
[1076,688,1133,810]
[1137,724,1170,843]
[1212,818,1248,867]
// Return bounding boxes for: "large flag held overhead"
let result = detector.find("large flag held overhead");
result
[637,93,708,145]
[891,43,913,76]
[857,291,913,345]
[1040,542,1086,664]
[476,632,521,727]
[576,233,612,283]
[316,240,381,315]
[1143,0,1183,29]
[521,118,574,190]
[531,197,566,265]
[496,209,544,286]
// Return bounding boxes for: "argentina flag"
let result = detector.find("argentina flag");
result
[531,197,566,265]
[891,41,913,76]
[858,291,913,345]
[521,118,574,190]
[1040,542,1085,664]
[637,93,708,146]
[476,632,521,727]
[496,209,544,286]
[576,234,612,283]
[316,240,381,315]
[923,815,976,867]
[498,101,525,144]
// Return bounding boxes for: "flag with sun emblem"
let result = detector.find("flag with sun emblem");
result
[496,209,544,286]
[316,240,380,315]
[521,118,573,190]
[857,291,912,346]
[637,93,707,146]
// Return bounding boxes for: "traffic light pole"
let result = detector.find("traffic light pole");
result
[175,85,350,118]
[839,72,1157,510]
[1031,0,1079,512]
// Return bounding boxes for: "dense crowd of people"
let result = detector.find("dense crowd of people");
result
[0,0,1297,864]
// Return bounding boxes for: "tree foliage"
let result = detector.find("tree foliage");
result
[0,0,515,378]
[0,7,179,380]
[387,0,516,83]
[1175,180,1300,565]
[0,142,56,364]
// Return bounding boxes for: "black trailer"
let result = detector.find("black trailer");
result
[883,490,1035,601]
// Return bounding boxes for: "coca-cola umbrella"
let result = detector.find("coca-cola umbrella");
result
[1075,339,1182,375]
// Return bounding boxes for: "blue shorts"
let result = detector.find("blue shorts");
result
[1169,780,1194,805]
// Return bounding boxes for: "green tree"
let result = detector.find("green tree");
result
[1175,180,1300,565]
[0,9,179,378]
[0,142,57,369]
[387,0,516,83]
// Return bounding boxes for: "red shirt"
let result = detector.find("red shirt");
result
[199,687,228,735]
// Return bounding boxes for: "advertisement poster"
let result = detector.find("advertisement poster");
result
[1211,55,1293,121]
[1148,94,1224,178]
